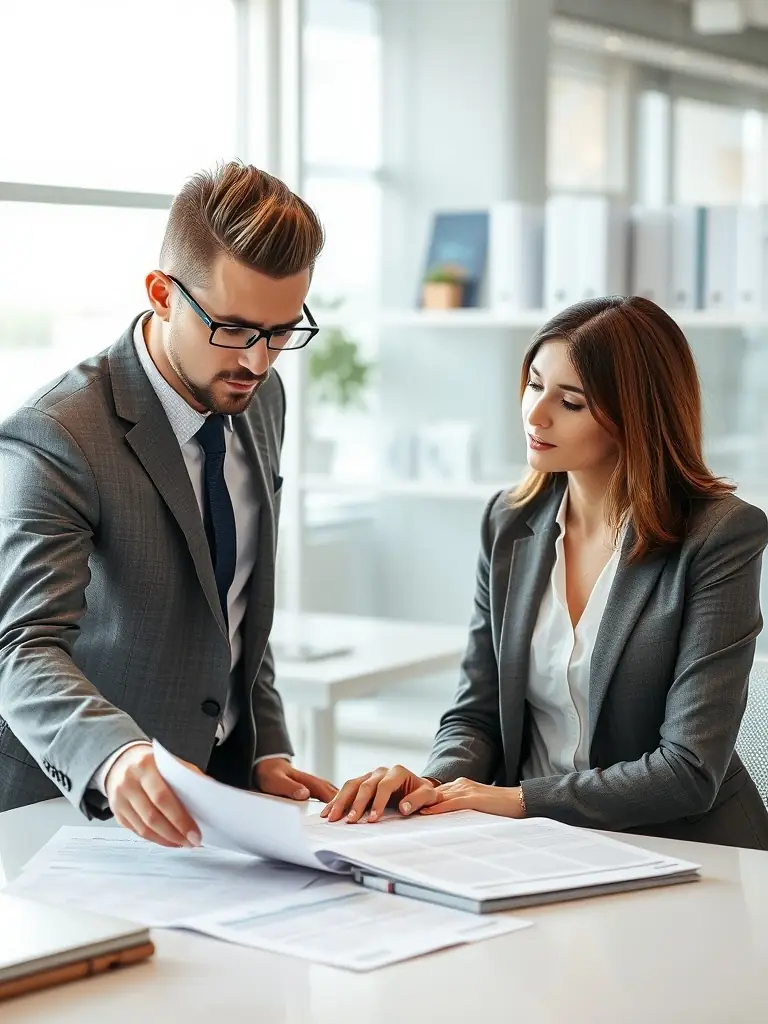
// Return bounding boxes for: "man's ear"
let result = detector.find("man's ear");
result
[145,270,173,320]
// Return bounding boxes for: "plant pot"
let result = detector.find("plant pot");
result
[421,281,463,309]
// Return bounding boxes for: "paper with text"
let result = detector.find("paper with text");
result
[306,815,700,900]
[5,827,530,970]
[5,827,330,927]
[185,884,529,971]
[154,741,699,902]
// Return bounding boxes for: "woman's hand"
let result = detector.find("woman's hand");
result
[420,779,526,818]
[320,765,441,823]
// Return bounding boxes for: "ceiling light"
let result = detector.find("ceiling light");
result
[691,0,747,34]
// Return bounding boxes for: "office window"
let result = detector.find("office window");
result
[303,0,381,171]
[304,176,381,308]
[0,0,237,193]
[673,97,752,205]
[302,0,381,307]
[548,70,610,192]
[0,203,168,417]
[298,0,382,509]
[636,90,671,208]
[741,108,767,205]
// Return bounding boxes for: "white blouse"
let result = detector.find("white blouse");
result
[520,489,623,780]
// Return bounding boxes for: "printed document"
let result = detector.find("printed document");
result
[5,827,528,971]
[154,741,700,902]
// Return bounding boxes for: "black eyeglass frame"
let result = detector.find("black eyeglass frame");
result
[167,274,319,351]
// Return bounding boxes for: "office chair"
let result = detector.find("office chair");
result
[736,660,768,809]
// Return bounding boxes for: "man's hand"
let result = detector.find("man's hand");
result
[320,765,440,823]
[105,744,202,849]
[255,757,337,803]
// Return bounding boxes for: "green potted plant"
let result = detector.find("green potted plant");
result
[308,326,373,410]
[306,325,374,474]
[422,263,466,309]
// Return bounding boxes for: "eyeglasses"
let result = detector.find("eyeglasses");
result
[167,275,319,351]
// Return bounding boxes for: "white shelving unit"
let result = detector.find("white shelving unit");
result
[301,307,768,507]
[374,308,768,330]
[301,473,517,500]
[303,475,768,509]
[316,307,768,338]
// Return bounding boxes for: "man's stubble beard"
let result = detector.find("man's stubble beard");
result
[166,333,267,416]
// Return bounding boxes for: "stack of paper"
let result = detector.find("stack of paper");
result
[153,742,700,912]
[6,743,700,972]
[6,828,526,972]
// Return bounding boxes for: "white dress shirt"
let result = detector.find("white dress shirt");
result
[520,488,623,780]
[92,313,287,795]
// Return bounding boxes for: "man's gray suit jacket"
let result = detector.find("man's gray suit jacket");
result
[424,477,768,849]
[0,316,292,817]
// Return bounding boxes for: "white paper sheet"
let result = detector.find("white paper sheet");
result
[186,882,529,972]
[307,815,700,900]
[5,826,531,971]
[5,827,331,927]
[154,740,332,871]
[154,742,698,904]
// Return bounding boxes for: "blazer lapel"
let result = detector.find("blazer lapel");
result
[498,481,563,776]
[233,411,276,536]
[233,410,278,682]
[108,321,227,640]
[588,531,668,746]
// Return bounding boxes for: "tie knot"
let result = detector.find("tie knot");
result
[195,414,227,456]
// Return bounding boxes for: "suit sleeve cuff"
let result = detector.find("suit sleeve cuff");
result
[253,753,292,767]
[90,740,153,796]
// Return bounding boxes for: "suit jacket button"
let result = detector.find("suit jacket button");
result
[201,700,221,718]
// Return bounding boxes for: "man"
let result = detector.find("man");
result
[0,161,336,847]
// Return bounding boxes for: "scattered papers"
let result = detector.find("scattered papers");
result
[5,827,529,971]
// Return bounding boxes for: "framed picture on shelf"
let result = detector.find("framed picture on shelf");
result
[420,211,489,308]
[414,421,479,483]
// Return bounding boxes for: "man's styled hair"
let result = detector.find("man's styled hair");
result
[159,161,325,285]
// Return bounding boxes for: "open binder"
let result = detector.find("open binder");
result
[155,742,700,915]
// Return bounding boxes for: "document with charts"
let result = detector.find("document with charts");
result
[154,741,701,914]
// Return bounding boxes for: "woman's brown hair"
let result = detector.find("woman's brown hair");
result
[511,295,733,562]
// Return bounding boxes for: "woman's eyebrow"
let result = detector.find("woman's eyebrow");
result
[530,363,585,395]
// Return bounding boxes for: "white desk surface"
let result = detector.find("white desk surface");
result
[271,612,466,704]
[2,799,768,1022]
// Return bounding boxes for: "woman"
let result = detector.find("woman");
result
[322,295,768,848]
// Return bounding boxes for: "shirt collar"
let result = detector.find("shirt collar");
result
[133,313,232,446]
[555,486,569,535]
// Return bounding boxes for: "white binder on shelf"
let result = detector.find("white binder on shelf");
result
[577,196,628,300]
[734,205,767,314]
[545,196,628,310]
[704,205,738,311]
[630,207,670,307]
[488,201,544,311]
[668,205,706,310]
[544,195,580,310]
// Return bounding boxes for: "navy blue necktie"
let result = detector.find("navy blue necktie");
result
[195,415,237,626]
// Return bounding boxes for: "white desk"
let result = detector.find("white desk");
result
[2,799,768,1022]
[271,612,466,778]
